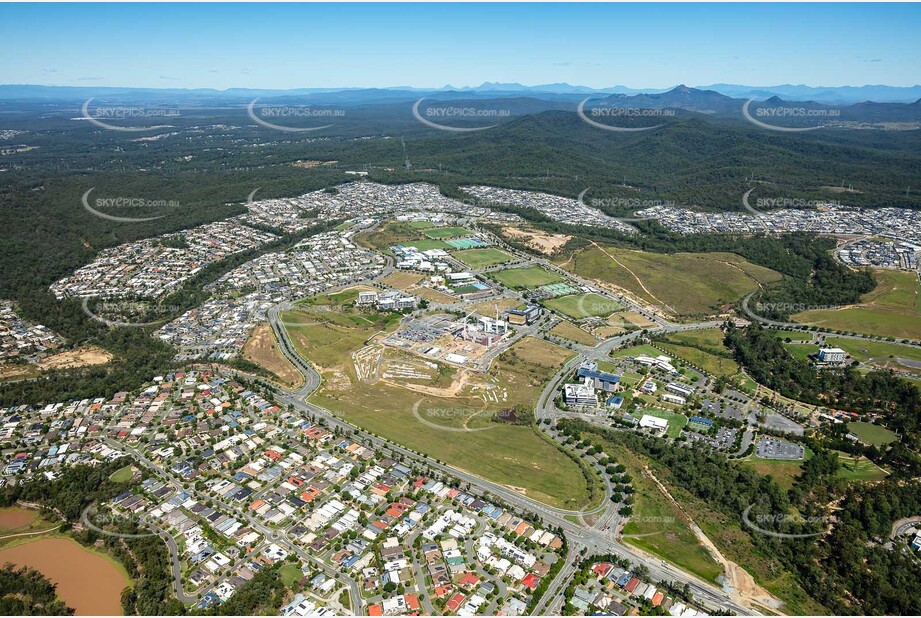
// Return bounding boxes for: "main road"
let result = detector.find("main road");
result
[265,294,754,615]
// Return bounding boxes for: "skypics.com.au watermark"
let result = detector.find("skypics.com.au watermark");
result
[590,107,677,119]
[577,99,672,133]
[741,187,842,216]
[81,98,178,132]
[757,302,843,313]
[82,188,175,223]
[82,298,181,328]
[576,293,625,319]
[742,99,839,132]
[741,504,829,539]
[412,401,495,432]
[590,197,675,210]
[412,98,509,132]
[577,188,661,222]
[247,98,344,132]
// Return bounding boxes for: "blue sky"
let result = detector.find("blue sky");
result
[1,3,918,89]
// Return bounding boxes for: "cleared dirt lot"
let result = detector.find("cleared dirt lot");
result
[242,323,303,388]
[501,226,571,255]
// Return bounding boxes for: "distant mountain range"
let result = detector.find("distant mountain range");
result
[2,81,921,104]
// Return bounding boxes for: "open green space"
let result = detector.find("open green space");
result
[451,247,513,268]
[836,453,888,482]
[823,337,921,364]
[279,564,303,587]
[576,427,824,614]
[360,221,451,253]
[402,238,453,251]
[108,465,135,483]
[642,408,688,439]
[407,220,435,229]
[423,226,471,239]
[491,266,563,289]
[739,455,807,492]
[542,293,620,319]
[563,246,781,317]
[773,330,815,342]
[792,270,921,340]
[657,329,755,393]
[610,343,664,360]
[783,343,819,362]
[658,342,738,377]
[847,421,899,446]
[741,447,885,490]
[592,438,723,583]
[549,320,597,346]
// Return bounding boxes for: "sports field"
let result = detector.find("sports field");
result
[847,421,899,446]
[491,266,562,289]
[452,247,513,268]
[792,270,921,340]
[360,221,452,252]
[563,246,780,317]
[643,408,688,438]
[542,293,622,319]
[423,226,471,239]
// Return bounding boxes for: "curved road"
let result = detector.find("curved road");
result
[81,504,198,604]
[266,291,755,615]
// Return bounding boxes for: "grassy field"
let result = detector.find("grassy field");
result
[783,343,819,362]
[549,320,597,345]
[408,220,435,229]
[380,272,424,290]
[283,309,401,369]
[360,222,451,253]
[836,453,888,482]
[451,247,513,268]
[563,246,781,317]
[287,300,593,509]
[279,564,303,587]
[773,330,815,342]
[847,421,899,446]
[611,343,664,359]
[108,465,135,484]
[792,270,921,340]
[591,438,723,583]
[423,226,471,239]
[491,266,563,289]
[542,293,621,319]
[657,329,755,393]
[658,342,738,377]
[642,408,688,439]
[739,456,805,491]
[823,336,921,364]
[742,447,885,490]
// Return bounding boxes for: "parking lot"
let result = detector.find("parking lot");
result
[756,437,805,460]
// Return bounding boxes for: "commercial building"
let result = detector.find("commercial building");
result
[639,415,669,432]
[564,381,599,407]
[577,361,622,393]
[817,347,847,364]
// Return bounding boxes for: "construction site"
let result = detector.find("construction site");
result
[381,311,516,372]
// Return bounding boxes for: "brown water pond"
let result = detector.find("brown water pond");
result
[0,536,130,615]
